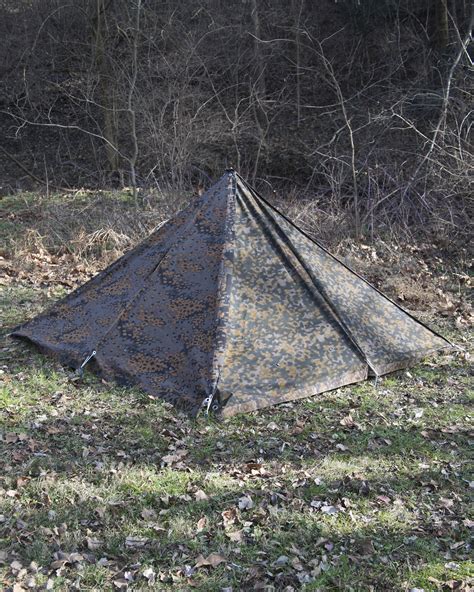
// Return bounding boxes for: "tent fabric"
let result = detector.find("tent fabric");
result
[11,170,451,416]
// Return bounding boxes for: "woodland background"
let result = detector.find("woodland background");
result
[1,2,473,591]
[0,0,472,242]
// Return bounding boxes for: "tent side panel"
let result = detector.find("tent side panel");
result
[245,183,450,375]
[218,184,367,415]
[92,176,233,415]
[11,193,212,367]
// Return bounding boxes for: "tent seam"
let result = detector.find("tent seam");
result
[206,171,237,410]
[91,196,213,357]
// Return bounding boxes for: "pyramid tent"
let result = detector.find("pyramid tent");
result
[12,170,451,416]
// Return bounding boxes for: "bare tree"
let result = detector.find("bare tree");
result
[91,0,119,176]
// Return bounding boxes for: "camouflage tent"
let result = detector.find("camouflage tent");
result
[12,170,451,416]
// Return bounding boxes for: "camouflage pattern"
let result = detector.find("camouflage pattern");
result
[12,170,451,416]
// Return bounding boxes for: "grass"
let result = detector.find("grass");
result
[0,190,473,591]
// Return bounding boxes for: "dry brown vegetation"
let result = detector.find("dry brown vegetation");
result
[1,187,472,335]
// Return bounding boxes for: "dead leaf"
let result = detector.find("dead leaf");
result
[222,508,238,528]
[141,508,157,520]
[445,561,460,570]
[450,541,465,550]
[290,420,306,435]
[445,580,463,590]
[183,564,195,577]
[94,506,107,519]
[238,495,254,510]
[439,497,454,509]
[226,529,244,543]
[196,517,207,532]
[161,449,187,464]
[194,553,226,568]
[46,425,64,435]
[16,476,30,488]
[5,432,20,443]
[125,536,149,549]
[321,504,339,515]
[266,422,279,430]
[142,567,156,585]
[339,415,356,428]
[86,537,103,550]
[50,559,68,570]
[194,489,209,501]
[10,560,23,572]
[291,556,304,571]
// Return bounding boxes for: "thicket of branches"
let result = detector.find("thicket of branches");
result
[0,0,472,241]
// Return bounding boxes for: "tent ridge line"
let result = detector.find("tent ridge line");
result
[235,172,453,350]
[206,171,237,412]
[236,175,377,376]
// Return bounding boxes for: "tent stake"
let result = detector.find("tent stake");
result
[76,350,96,377]
[374,374,380,390]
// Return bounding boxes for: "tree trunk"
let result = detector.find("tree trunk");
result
[92,0,119,176]
[434,0,449,48]
[249,0,268,182]
[293,0,304,128]
[127,0,141,204]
